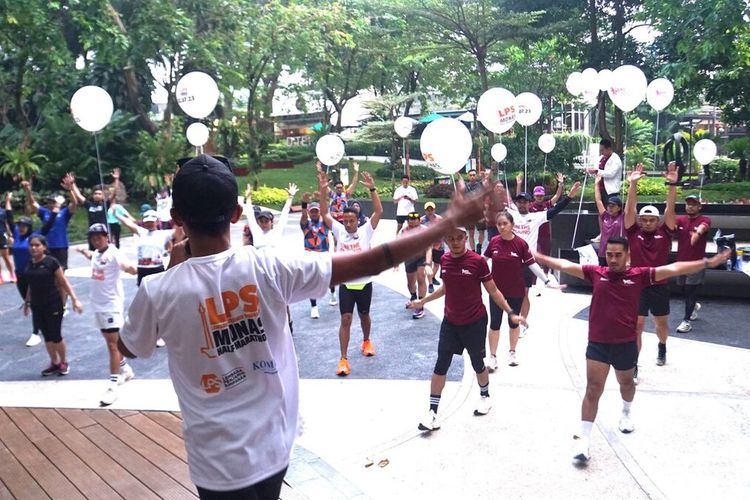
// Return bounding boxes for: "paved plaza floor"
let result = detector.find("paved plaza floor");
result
[0,215,748,499]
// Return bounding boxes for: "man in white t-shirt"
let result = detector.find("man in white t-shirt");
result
[393,175,418,236]
[116,209,173,286]
[118,154,490,498]
[155,185,173,229]
[77,223,137,406]
[587,138,623,202]
[321,170,383,376]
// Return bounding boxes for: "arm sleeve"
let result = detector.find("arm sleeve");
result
[479,257,492,282]
[120,283,158,359]
[529,263,547,282]
[546,196,571,220]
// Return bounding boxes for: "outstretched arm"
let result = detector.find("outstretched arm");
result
[531,250,585,280]
[277,183,297,230]
[515,173,523,196]
[594,176,605,215]
[654,250,730,282]
[663,162,678,231]
[624,164,644,229]
[21,180,39,213]
[361,172,382,228]
[317,171,334,229]
[346,162,360,196]
[550,172,564,204]
[545,182,580,221]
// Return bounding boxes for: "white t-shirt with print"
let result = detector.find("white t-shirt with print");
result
[331,219,375,286]
[393,185,418,216]
[155,194,173,222]
[135,227,172,268]
[120,246,332,491]
[506,207,548,251]
[90,245,133,313]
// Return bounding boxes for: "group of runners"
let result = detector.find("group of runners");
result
[1,144,727,495]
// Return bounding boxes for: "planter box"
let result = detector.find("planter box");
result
[264,160,294,169]
[234,167,249,176]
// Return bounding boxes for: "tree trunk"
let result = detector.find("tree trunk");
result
[14,53,30,150]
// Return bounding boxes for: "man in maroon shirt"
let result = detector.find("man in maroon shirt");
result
[533,237,729,464]
[624,163,677,373]
[674,194,711,333]
[408,226,526,431]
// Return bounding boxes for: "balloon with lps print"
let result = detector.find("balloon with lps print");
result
[646,78,674,111]
[477,88,517,133]
[607,65,648,112]
[490,143,507,162]
[515,92,542,127]
[537,134,556,154]
[176,71,220,119]
[597,69,613,91]
[394,116,415,138]
[693,139,717,166]
[420,118,473,174]
[316,134,346,166]
[566,72,584,96]
[70,86,114,132]
[186,123,210,147]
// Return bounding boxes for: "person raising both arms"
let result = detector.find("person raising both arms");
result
[327,161,359,222]
[593,175,624,266]
[393,175,418,237]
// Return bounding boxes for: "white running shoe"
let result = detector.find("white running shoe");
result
[573,438,590,464]
[418,410,440,431]
[156,338,166,348]
[25,333,42,347]
[120,365,135,384]
[329,292,338,306]
[618,414,634,434]
[690,302,701,321]
[310,306,320,319]
[676,320,692,333]
[508,350,518,367]
[473,395,492,416]
[100,386,118,406]
[485,355,498,373]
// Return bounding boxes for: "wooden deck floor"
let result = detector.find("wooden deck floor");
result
[0,407,302,499]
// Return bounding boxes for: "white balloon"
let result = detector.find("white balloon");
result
[646,78,674,111]
[176,71,220,119]
[186,123,210,147]
[477,88,517,133]
[597,69,613,91]
[538,133,556,154]
[70,86,114,132]
[607,65,648,112]
[515,92,543,127]
[394,116,414,138]
[581,67,598,81]
[420,118,473,174]
[491,143,507,162]
[315,134,346,166]
[693,139,717,166]
[566,72,584,96]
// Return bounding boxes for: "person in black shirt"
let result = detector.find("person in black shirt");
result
[70,170,120,250]
[23,235,83,376]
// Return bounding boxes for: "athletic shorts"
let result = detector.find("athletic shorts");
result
[396,215,409,225]
[95,311,124,331]
[339,282,373,315]
[404,256,426,274]
[523,266,536,288]
[638,284,670,317]
[431,248,444,265]
[137,265,165,286]
[438,315,487,357]
[48,247,68,269]
[675,269,706,286]
[489,296,524,330]
[586,341,638,371]
[32,302,64,343]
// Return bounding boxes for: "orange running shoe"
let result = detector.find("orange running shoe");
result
[335,358,350,376]
[361,339,376,357]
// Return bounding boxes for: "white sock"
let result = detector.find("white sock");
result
[580,420,593,440]
[622,400,632,415]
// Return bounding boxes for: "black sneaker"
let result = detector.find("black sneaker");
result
[58,362,70,376]
[41,364,60,376]
[475,243,482,253]
[432,278,440,286]
[656,345,666,366]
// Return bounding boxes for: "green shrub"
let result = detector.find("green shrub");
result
[707,156,738,183]
[251,185,289,207]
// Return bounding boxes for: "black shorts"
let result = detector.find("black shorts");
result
[396,215,408,225]
[137,265,165,286]
[197,467,287,500]
[638,284,670,317]
[489,296,524,330]
[339,282,373,315]
[0,231,7,249]
[431,248,444,265]
[32,302,64,343]
[523,266,536,288]
[586,341,638,371]
[438,315,487,357]
[404,256,426,274]
[48,247,68,269]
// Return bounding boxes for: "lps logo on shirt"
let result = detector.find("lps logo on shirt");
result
[198,284,266,358]
[200,368,248,394]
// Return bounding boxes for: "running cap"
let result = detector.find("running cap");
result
[455,226,468,233]
[308,202,320,211]
[515,192,533,201]
[172,154,238,225]
[87,223,108,235]
[18,216,33,226]
[684,194,702,203]
[424,201,436,210]
[256,210,274,221]
[533,186,545,196]
[607,196,623,208]
[638,205,660,217]
[142,210,159,222]
[140,203,153,214]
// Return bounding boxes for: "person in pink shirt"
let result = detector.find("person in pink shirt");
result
[674,194,712,333]
[593,175,624,266]
[408,226,526,432]
[534,236,729,465]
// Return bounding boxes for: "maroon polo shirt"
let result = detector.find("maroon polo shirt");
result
[675,214,711,262]
[484,235,534,298]
[440,250,492,325]
[626,224,674,284]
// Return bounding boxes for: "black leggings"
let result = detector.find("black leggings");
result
[31,302,64,343]
[16,275,39,334]
[196,467,287,500]
[683,284,699,321]
[109,222,121,248]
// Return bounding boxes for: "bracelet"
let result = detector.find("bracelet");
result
[369,187,377,193]
[381,243,394,267]
[301,202,308,210]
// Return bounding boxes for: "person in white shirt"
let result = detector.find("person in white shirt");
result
[155,184,174,230]
[115,209,173,286]
[393,175,418,236]
[588,138,623,202]
[118,154,490,499]
[77,223,137,406]
[243,183,297,249]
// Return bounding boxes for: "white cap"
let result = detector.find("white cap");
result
[638,205,660,217]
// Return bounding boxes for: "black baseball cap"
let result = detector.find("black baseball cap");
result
[256,210,274,221]
[18,216,33,227]
[173,154,238,225]
[607,196,623,208]
[515,192,533,201]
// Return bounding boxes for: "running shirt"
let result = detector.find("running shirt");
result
[135,227,172,268]
[83,200,108,226]
[37,207,73,248]
[328,191,348,221]
[626,224,674,284]
[120,246,332,491]
[301,218,330,252]
[393,185,418,216]
[484,235,534,298]
[155,193,173,224]
[24,256,62,306]
[675,215,711,262]
[582,266,656,343]
[107,204,129,224]
[421,214,445,250]
[440,250,492,325]
[529,200,552,246]
[331,219,375,286]
[505,207,548,252]
[598,212,625,257]
[90,245,133,313]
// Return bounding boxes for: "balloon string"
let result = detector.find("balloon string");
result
[653,111,660,169]
[524,126,528,193]
[571,171,588,248]
[93,132,110,235]
[543,154,547,177]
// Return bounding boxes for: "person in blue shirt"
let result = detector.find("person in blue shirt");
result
[0,195,15,283]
